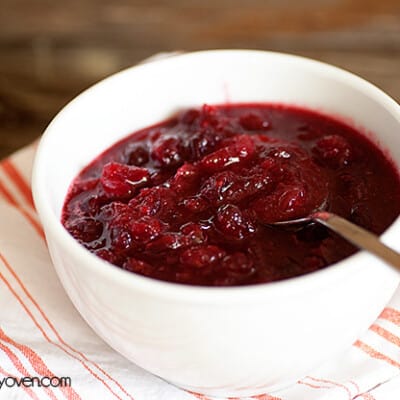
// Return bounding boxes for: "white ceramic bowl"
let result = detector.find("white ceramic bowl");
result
[32,50,400,397]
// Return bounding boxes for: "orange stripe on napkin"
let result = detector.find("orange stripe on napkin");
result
[0,328,80,400]
[0,253,132,400]
[0,180,44,238]
[186,390,213,400]
[370,324,400,348]
[0,266,118,400]
[0,270,82,399]
[1,159,34,209]
[187,389,282,400]
[0,164,44,238]
[0,179,18,206]
[0,167,135,399]
[359,393,376,400]
[0,341,57,400]
[306,376,352,399]
[297,380,331,390]
[19,208,44,239]
[349,380,360,392]
[251,394,283,400]
[0,266,52,342]
[354,340,400,369]
[0,365,40,400]
[379,307,400,326]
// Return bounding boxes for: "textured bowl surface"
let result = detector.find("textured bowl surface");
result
[32,50,400,397]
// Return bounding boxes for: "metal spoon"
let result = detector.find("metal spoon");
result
[271,211,400,270]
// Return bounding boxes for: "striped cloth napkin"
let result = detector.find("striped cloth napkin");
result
[1,144,400,400]
[1,89,400,399]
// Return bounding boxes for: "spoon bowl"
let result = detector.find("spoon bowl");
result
[270,211,400,270]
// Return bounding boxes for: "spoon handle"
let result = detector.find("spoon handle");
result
[314,212,400,271]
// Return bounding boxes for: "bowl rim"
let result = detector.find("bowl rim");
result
[32,49,400,303]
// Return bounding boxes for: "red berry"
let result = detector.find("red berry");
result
[222,252,254,274]
[129,187,175,218]
[110,227,133,252]
[201,172,232,206]
[151,136,186,167]
[127,145,149,166]
[145,233,187,253]
[183,196,209,213]
[180,245,226,268]
[339,173,367,201]
[201,146,239,171]
[66,217,103,243]
[215,204,256,240]
[188,131,221,159]
[123,258,155,276]
[101,162,149,197]
[313,135,353,168]
[170,163,199,194]
[180,222,207,244]
[244,168,275,195]
[304,255,325,271]
[130,216,165,243]
[239,113,270,131]
[94,248,118,264]
[181,109,200,125]
[278,186,307,214]
[73,177,99,194]
[200,135,255,172]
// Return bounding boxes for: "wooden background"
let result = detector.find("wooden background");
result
[0,0,399,158]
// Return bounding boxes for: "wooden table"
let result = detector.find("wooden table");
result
[1,0,399,158]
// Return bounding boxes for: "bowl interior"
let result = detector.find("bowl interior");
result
[35,50,400,242]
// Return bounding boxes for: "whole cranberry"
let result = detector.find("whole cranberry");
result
[126,144,149,166]
[180,245,226,268]
[123,258,157,277]
[110,227,134,253]
[170,163,200,194]
[222,252,255,275]
[215,204,256,240]
[151,136,187,167]
[101,162,150,198]
[129,187,175,218]
[65,217,103,243]
[180,108,200,125]
[313,135,353,168]
[200,171,238,205]
[130,216,166,243]
[183,196,209,213]
[278,186,307,214]
[94,248,118,265]
[239,113,270,131]
[180,222,207,245]
[145,233,188,253]
[188,131,220,160]
[201,135,255,172]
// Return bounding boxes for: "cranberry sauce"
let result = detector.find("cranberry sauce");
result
[62,104,400,286]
